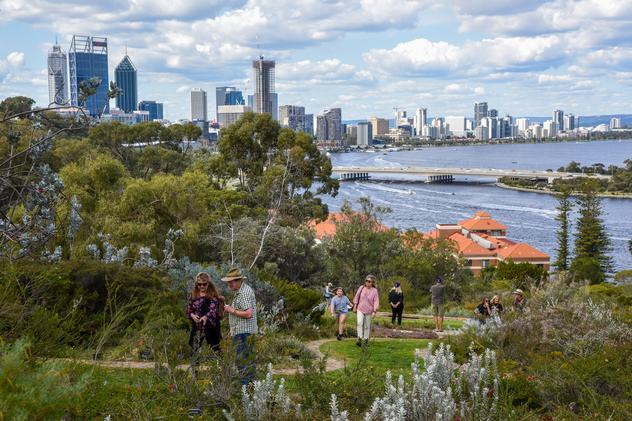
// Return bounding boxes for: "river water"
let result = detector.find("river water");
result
[324,140,632,271]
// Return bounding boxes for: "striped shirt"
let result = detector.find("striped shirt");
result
[229,282,258,336]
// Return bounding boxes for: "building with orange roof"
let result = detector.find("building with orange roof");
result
[308,211,389,241]
[426,211,550,275]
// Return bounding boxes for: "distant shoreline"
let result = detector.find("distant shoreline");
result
[494,182,632,200]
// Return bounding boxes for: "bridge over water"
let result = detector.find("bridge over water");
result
[332,166,612,183]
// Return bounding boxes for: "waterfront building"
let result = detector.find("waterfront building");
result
[422,124,438,140]
[475,125,490,140]
[498,116,513,138]
[530,124,543,139]
[432,118,445,138]
[357,121,373,147]
[474,102,488,127]
[516,118,529,134]
[445,116,467,137]
[304,114,314,135]
[543,120,557,138]
[610,117,621,129]
[488,109,498,118]
[138,100,163,121]
[69,35,109,116]
[114,54,137,113]
[279,105,311,134]
[426,211,550,275]
[316,108,342,142]
[190,88,207,121]
[217,104,251,128]
[47,42,68,106]
[369,116,389,136]
[553,109,564,131]
[414,108,427,135]
[564,113,577,131]
[252,56,276,119]
[396,110,408,126]
[345,125,358,145]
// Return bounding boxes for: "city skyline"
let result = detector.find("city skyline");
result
[1,1,631,120]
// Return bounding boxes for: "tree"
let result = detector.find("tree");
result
[554,188,572,271]
[0,96,35,119]
[494,261,547,290]
[573,180,613,275]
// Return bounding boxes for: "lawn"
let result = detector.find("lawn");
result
[331,312,464,332]
[319,338,433,372]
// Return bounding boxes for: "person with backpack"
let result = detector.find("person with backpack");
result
[187,272,224,355]
[353,274,379,347]
[389,282,404,326]
[330,287,351,340]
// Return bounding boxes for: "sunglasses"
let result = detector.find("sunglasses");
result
[197,283,208,286]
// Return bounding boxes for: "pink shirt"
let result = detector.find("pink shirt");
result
[353,286,379,315]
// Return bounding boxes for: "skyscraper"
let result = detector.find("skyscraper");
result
[252,56,276,119]
[316,108,342,141]
[191,88,208,121]
[279,105,313,134]
[69,35,109,116]
[414,108,427,135]
[474,102,488,127]
[138,100,163,121]
[369,117,389,136]
[215,87,244,119]
[47,42,68,106]
[114,54,137,113]
[357,121,373,146]
[553,109,564,131]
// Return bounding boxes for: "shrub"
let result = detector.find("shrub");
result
[570,257,604,284]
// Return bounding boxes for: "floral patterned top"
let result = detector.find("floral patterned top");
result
[187,295,220,330]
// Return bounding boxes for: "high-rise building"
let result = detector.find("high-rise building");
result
[610,117,621,129]
[516,118,530,134]
[543,120,557,138]
[217,104,251,128]
[316,108,342,141]
[414,108,427,135]
[114,54,137,113]
[357,121,373,146]
[215,87,244,119]
[445,116,467,137]
[345,125,358,145]
[488,109,498,118]
[304,114,314,136]
[252,56,276,119]
[279,105,313,134]
[553,109,564,131]
[138,100,163,121]
[369,117,389,136]
[564,113,576,131]
[474,102,488,127]
[191,88,208,121]
[47,42,68,106]
[475,125,490,140]
[69,35,109,116]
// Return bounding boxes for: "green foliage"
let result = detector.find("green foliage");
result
[0,339,89,420]
[570,257,605,284]
[0,96,35,118]
[273,279,322,321]
[492,261,547,290]
[554,188,572,271]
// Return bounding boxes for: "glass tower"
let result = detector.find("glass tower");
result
[47,43,68,106]
[69,35,109,116]
[252,56,276,119]
[138,100,163,121]
[114,54,137,113]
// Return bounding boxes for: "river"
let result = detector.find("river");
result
[324,140,632,271]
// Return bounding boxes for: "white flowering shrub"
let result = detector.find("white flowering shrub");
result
[455,346,499,421]
[330,394,349,421]
[258,299,285,335]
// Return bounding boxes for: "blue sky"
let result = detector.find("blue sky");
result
[1,0,631,121]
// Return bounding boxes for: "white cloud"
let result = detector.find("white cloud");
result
[0,52,25,73]
[277,59,355,81]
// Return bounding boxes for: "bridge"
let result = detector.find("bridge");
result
[332,166,612,183]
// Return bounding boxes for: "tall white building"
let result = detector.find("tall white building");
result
[47,42,68,106]
[530,124,543,139]
[414,108,427,135]
[543,120,557,138]
[475,125,490,140]
[431,118,445,138]
[357,121,373,146]
[610,117,621,129]
[445,116,467,137]
[516,118,530,134]
[217,104,251,127]
[190,88,208,121]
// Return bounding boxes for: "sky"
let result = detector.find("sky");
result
[0,0,631,121]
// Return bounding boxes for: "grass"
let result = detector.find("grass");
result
[329,312,464,332]
[319,338,432,372]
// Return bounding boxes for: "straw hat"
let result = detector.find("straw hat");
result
[221,267,246,282]
[513,288,524,295]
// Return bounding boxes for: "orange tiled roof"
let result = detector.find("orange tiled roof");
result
[448,232,496,257]
[459,211,508,232]
[496,243,549,260]
[308,212,388,240]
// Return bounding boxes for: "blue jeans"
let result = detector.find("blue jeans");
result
[234,333,255,385]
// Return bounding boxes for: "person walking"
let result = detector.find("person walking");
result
[388,282,404,326]
[353,274,379,347]
[330,287,351,340]
[187,272,223,356]
[430,276,446,332]
[222,268,257,385]
[323,282,334,303]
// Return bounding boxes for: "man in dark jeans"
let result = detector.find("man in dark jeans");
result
[389,282,404,326]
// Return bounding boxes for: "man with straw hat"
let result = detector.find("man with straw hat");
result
[223,267,257,384]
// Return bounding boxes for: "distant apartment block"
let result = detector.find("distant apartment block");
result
[357,121,373,146]
[369,116,389,136]
[445,116,467,137]
[316,108,342,141]
[610,117,621,129]
[191,88,207,121]
[279,105,313,134]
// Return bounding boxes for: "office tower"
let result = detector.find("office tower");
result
[69,35,109,116]
[553,109,564,131]
[543,120,557,138]
[488,109,498,118]
[215,87,244,119]
[530,124,543,139]
[516,118,529,133]
[316,108,342,141]
[474,102,488,127]
[432,117,445,138]
[445,116,467,137]
[369,117,389,136]
[414,108,427,135]
[47,42,68,106]
[114,54,137,113]
[304,114,314,135]
[396,110,407,125]
[217,105,251,128]
[191,88,208,121]
[564,113,576,131]
[610,117,621,129]
[499,116,513,138]
[345,125,358,145]
[138,100,163,121]
[357,122,373,146]
[252,56,276,118]
[475,126,490,140]
[279,105,313,134]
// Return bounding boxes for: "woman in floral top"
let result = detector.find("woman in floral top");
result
[187,272,223,353]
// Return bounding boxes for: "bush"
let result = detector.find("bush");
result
[273,279,323,322]
[493,261,547,290]
[570,257,605,284]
